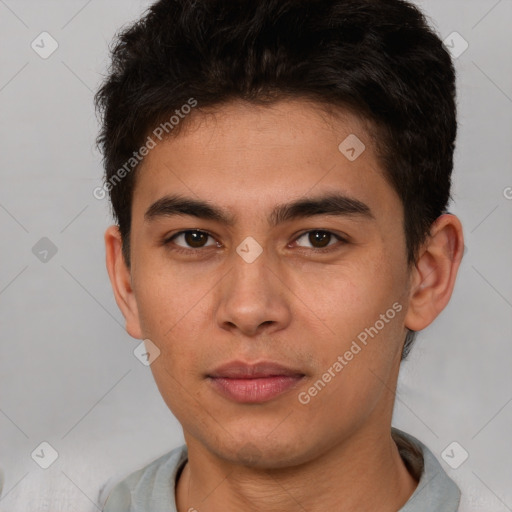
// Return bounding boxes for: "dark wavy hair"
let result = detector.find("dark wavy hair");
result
[95,0,457,359]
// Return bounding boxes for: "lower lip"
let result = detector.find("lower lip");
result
[208,375,304,403]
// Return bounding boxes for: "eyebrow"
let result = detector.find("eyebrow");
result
[144,192,374,226]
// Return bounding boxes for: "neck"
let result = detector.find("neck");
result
[176,425,418,512]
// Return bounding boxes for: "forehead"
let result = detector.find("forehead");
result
[131,98,401,224]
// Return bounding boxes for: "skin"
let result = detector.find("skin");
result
[105,98,464,512]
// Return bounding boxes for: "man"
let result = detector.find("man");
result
[96,0,464,510]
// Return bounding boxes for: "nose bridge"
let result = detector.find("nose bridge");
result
[215,243,290,335]
[232,247,272,298]
[227,231,273,294]
[227,245,275,306]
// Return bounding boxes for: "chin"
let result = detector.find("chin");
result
[212,434,314,469]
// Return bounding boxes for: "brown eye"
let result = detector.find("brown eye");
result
[170,230,217,249]
[309,231,331,248]
[294,230,345,250]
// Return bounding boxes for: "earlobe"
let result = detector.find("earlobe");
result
[104,225,143,339]
[404,214,464,332]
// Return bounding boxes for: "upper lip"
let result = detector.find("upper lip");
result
[207,360,305,379]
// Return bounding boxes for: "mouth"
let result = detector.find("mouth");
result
[206,361,306,404]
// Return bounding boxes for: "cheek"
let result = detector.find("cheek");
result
[299,256,398,327]
[133,256,209,337]
[149,359,206,436]
[296,251,407,379]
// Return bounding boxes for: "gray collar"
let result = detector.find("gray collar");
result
[393,427,461,511]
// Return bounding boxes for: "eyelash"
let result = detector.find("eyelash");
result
[163,229,348,255]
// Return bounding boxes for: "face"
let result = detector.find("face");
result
[116,99,415,467]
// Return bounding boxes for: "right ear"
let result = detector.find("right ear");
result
[104,225,143,339]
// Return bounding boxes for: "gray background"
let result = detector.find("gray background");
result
[0,0,511,510]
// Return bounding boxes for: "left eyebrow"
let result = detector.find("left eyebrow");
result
[144,192,374,226]
[269,193,374,226]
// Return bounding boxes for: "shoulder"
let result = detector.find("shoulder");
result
[100,444,188,512]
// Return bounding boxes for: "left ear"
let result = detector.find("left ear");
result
[404,213,464,332]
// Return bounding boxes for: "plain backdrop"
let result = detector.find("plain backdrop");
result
[0,0,511,510]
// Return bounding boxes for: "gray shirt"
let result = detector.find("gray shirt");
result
[101,428,460,511]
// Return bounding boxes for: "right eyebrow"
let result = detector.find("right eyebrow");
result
[144,194,236,225]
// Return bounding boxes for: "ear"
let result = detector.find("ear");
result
[104,225,143,339]
[404,214,464,332]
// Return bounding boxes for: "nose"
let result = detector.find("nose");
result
[214,248,292,337]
